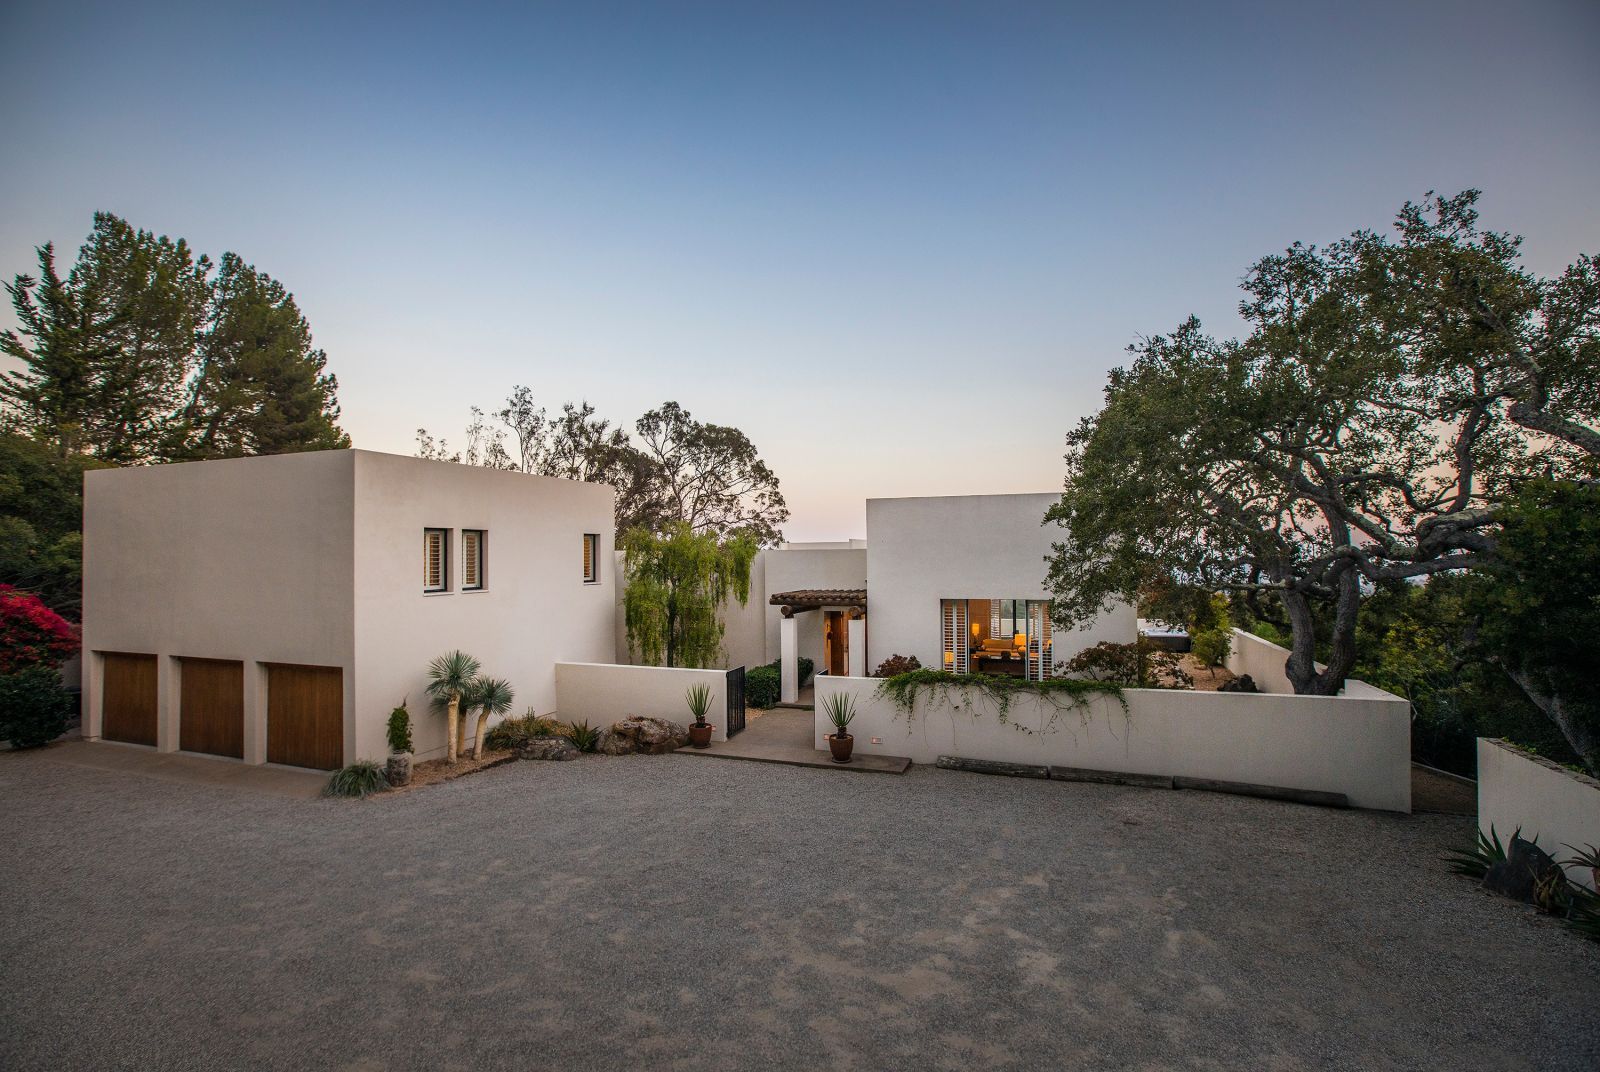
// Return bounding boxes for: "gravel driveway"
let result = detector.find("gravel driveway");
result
[3,748,1598,1071]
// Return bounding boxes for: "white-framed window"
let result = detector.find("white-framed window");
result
[423,528,449,592]
[462,530,486,591]
[582,533,599,584]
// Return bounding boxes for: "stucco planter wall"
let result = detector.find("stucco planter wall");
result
[1478,738,1600,891]
[815,675,1412,812]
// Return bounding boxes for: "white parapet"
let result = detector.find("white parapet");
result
[1478,738,1600,890]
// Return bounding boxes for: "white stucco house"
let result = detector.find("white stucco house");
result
[620,492,1134,703]
[81,450,615,769]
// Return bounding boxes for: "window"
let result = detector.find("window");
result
[582,533,599,583]
[462,530,486,591]
[423,528,449,592]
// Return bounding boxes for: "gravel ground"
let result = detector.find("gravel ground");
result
[2,749,1598,1071]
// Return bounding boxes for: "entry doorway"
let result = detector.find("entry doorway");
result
[823,611,848,677]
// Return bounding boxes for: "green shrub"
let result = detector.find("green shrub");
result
[565,719,600,753]
[482,713,560,751]
[386,702,413,753]
[324,760,390,798]
[0,666,73,748]
[1191,627,1232,673]
[746,665,780,709]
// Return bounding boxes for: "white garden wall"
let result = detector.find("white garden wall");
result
[1224,628,1298,694]
[815,675,1412,811]
[1478,738,1600,891]
[555,662,730,742]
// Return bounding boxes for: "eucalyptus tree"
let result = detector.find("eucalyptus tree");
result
[1046,191,1597,697]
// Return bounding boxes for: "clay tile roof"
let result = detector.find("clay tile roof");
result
[768,588,867,610]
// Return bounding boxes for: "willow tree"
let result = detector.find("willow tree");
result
[623,523,757,668]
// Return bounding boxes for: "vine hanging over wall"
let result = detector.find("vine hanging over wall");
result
[874,669,1125,736]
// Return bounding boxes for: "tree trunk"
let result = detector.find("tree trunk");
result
[446,694,459,764]
[456,708,470,757]
[1281,569,1361,696]
[1502,666,1600,776]
[472,710,490,760]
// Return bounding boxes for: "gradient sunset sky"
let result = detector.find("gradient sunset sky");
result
[3,1,1597,540]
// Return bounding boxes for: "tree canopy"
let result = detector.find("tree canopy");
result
[622,523,757,668]
[420,392,789,544]
[1046,191,1597,711]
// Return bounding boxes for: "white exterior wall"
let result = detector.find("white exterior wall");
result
[554,662,729,742]
[1478,738,1600,890]
[1225,628,1298,694]
[865,494,1135,671]
[762,544,868,672]
[81,451,357,762]
[816,675,1413,812]
[352,452,615,763]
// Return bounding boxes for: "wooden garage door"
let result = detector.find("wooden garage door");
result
[179,658,244,759]
[101,652,158,746]
[266,664,343,770]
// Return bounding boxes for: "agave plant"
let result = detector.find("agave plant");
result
[1563,844,1600,892]
[468,676,516,760]
[1445,825,1518,879]
[324,760,390,798]
[685,683,713,728]
[425,650,481,763]
[565,719,601,753]
[822,693,857,736]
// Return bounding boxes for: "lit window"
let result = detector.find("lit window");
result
[583,533,599,583]
[424,528,449,592]
[463,530,486,591]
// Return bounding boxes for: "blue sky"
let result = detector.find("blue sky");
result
[3,1,1597,539]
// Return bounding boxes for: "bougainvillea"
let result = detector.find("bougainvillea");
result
[0,585,79,673]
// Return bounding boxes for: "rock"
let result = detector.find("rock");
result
[596,716,689,755]
[518,737,579,762]
[385,753,412,787]
[1484,835,1566,906]
[1219,674,1260,693]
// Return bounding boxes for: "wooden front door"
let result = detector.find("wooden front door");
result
[180,658,244,759]
[101,652,158,746]
[266,664,344,770]
[824,611,847,677]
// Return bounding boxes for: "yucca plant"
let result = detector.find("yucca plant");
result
[1446,825,1517,879]
[324,760,390,798]
[566,719,601,753]
[425,650,481,764]
[1563,844,1600,892]
[467,676,516,760]
[685,683,713,728]
[822,693,857,736]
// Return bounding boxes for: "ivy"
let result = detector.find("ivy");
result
[874,669,1124,736]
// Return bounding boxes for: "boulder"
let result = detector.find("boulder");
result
[1219,674,1260,694]
[518,737,579,762]
[1484,835,1567,907]
[597,716,689,755]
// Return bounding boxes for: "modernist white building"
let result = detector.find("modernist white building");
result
[81,450,615,769]
[627,492,1136,704]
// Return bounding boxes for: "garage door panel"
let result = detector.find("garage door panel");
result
[266,665,343,770]
[179,658,244,759]
[101,653,158,747]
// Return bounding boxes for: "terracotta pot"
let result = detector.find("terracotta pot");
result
[688,723,714,749]
[827,733,853,764]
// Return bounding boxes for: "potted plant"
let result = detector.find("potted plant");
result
[385,701,414,787]
[686,683,715,748]
[823,693,856,763]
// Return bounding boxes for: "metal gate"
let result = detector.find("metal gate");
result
[726,666,747,737]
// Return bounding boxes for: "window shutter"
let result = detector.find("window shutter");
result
[941,599,968,673]
[424,530,445,590]
[582,534,594,581]
[463,531,481,589]
[1026,600,1052,680]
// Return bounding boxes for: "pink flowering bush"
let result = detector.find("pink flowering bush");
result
[0,585,79,673]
